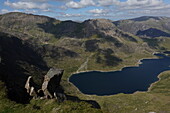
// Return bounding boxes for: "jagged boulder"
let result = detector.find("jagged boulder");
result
[25,68,66,102]
[41,68,65,100]
[25,76,37,98]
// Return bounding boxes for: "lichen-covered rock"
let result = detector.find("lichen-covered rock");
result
[24,68,66,101]
[25,76,37,97]
[25,76,32,93]
[41,68,64,99]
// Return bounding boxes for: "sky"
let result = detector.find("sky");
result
[1,0,170,21]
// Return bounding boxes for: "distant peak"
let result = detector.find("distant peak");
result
[2,12,56,20]
[130,16,169,22]
[84,18,112,22]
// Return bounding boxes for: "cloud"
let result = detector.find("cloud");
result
[98,0,166,10]
[65,0,167,10]
[24,9,38,13]
[124,0,162,6]
[4,0,51,10]
[66,0,95,9]
[0,9,21,14]
[98,0,119,6]
[57,13,82,18]
[2,0,170,21]
[58,5,68,10]
[21,0,70,2]
[97,0,170,17]
[98,0,163,7]
[88,9,109,14]
[21,0,48,2]
[0,9,10,14]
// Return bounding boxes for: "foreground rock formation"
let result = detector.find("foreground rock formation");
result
[25,68,66,102]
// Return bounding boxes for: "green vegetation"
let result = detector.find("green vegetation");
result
[0,82,102,113]
[0,13,170,113]
[78,71,170,113]
[2,70,170,113]
[149,71,170,96]
[158,37,170,50]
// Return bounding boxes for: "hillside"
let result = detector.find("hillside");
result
[114,16,170,37]
[0,12,170,113]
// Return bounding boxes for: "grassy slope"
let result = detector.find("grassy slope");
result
[159,37,170,50]
[0,81,102,113]
[0,35,160,113]
[0,70,170,113]
[44,36,155,95]
[0,38,169,113]
[75,71,170,113]
[0,13,170,113]
[57,38,170,113]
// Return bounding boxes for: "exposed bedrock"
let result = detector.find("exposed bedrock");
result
[25,68,66,102]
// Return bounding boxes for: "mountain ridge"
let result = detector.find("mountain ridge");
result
[0,12,170,113]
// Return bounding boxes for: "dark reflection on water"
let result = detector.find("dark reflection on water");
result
[69,53,170,96]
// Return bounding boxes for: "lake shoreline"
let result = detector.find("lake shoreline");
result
[67,51,169,97]
[69,52,159,75]
[147,70,169,92]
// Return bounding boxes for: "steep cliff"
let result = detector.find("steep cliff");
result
[0,32,48,103]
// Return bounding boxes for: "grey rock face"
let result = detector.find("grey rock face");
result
[114,16,170,36]
[41,68,64,99]
[83,19,117,38]
[25,76,32,94]
[24,68,66,101]
[25,76,37,97]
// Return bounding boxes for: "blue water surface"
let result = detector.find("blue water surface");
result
[69,53,170,96]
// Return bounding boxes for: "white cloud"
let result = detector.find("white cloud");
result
[97,0,170,17]
[98,0,119,6]
[25,9,38,13]
[21,0,48,2]
[66,0,95,9]
[98,0,165,9]
[4,0,51,10]
[2,0,170,21]
[124,0,162,6]
[0,9,21,14]
[60,13,82,17]
[21,0,70,2]
[98,0,163,7]
[0,9,10,14]
[88,9,108,14]
[58,5,68,10]
[65,0,167,10]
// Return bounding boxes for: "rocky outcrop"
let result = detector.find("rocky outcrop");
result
[41,68,65,99]
[25,68,66,102]
[114,16,170,36]
[82,19,117,38]
[25,76,37,97]
[0,32,48,103]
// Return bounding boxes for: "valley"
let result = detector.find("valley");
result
[0,12,170,113]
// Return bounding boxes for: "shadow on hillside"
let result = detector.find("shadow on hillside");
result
[37,20,82,38]
[130,16,162,22]
[136,28,170,38]
[66,95,101,109]
[0,32,49,104]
